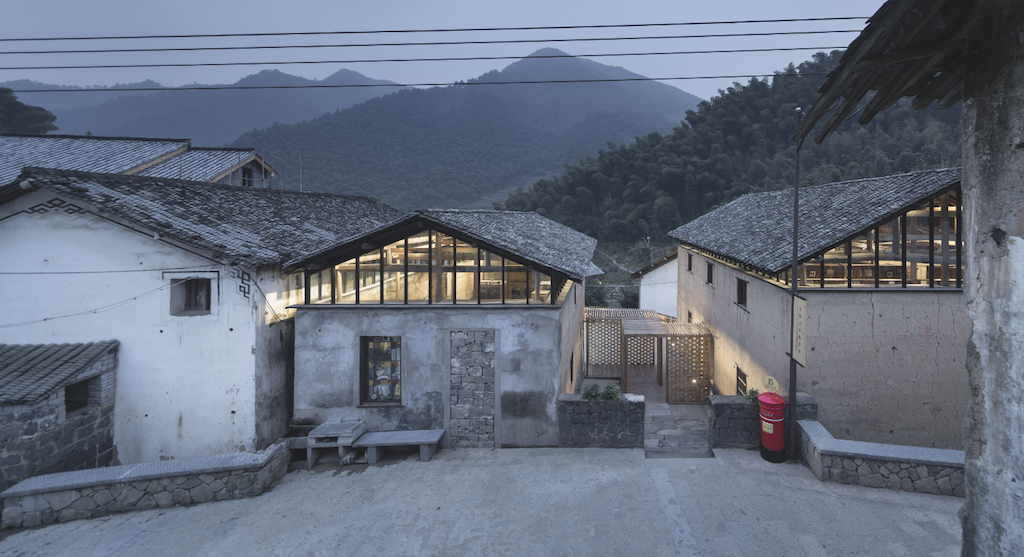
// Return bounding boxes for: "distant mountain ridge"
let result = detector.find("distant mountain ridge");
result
[1,69,403,146]
[231,49,703,210]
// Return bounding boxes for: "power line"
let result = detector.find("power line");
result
[4,73,829,94]
[0,265,219,275]
[0,278,192,328]
[0,46,847,72]
[0,18,870,43]
[0,30,861,56]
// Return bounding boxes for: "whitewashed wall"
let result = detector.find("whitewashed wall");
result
[638,258,678,318]
[0,190,293,464]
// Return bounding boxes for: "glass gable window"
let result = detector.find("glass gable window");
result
[787,188,963,290]
[305,228,569,305]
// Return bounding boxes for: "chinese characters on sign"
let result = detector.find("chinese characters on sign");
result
[792,296,807,366]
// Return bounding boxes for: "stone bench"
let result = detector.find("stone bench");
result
[306,421,366,469]
[352,429,444,464]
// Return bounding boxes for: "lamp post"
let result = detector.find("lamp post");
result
[787,108,804,460]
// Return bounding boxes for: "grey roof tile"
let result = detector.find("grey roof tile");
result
[3,168,404,267]
[0,133,189,185]
[0,341,119,405]
[136,147,259,181]
[667,168,962,274]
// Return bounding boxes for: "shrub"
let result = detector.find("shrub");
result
[582,384,602,401]
[601,385,621,401]
[745,388,760,405]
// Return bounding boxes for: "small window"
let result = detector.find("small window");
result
[737,279,748,307]
[706,262,714,285]
[242,166,254,187]
[736,367,748,397]
[170,278,211,316]
[65,380,89,413]
[361,336,401,405]
[687,310,693,323]
[687,253,693,272]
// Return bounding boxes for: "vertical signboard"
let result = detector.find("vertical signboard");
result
[791,296,807,366]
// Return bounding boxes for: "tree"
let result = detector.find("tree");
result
[0,88,58,134]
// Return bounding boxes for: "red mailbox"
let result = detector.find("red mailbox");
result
[757,392,787,463]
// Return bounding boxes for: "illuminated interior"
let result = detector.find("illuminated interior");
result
[305,228,568,305]
[781,189,962,289]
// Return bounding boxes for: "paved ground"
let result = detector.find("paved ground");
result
[0,447,962,557]
[645,403,713,458]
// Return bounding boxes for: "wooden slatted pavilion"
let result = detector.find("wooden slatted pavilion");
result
[584,308,712,403]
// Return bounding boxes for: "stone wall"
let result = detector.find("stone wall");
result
[2,442,288,529]
[710,393,817,449]
[449,330,495,449]
[797,420,965,497]
[1,360,117,493]
[556,395,644,448]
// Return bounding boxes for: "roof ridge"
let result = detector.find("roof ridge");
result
[0,132,191,143]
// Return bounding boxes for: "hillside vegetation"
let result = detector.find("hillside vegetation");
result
[231,49,702,209]
[501,51,962,244]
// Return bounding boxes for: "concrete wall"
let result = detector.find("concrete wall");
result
[639,258,678,318]
[678,247,969,450]
[293,303,573,448]
[558,283,585,396]
[0,191,295,463]
[253,266,302,449]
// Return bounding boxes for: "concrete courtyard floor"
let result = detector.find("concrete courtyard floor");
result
[0,447,961,557]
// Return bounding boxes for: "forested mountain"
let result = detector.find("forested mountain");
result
[231,49,703,209]
[502,51,962,244]
[1,69,401,146]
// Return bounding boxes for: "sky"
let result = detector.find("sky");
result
[0,0,887,102]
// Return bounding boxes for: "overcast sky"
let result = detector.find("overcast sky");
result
[1,0,886,101]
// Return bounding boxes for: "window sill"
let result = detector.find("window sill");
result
[358,402,403,408]
[170,310,211,317]
[734,302,749,313]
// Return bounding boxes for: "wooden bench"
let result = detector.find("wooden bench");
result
[306,421,366,469]
[352,429,445,464]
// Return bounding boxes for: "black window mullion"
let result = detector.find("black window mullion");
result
[354,257,360,304]
[846,241,852,288]
[330,266,337,304]
[874,226,880,289]
[901,214,907,288]
[403,238,409,304]
[379,247,384,304]
[476,247,481,305]
[929,201,935,288]
[304,271,311,305]
[501,258,506,304]
[428,231,433,304]
[819,256,824,288]
[452,239,457,306]
[956,186,962,288]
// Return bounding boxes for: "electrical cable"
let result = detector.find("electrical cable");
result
[0,265,221,275]
[0,45,848,72]
[0,30,862,56]
[0,278,197,328]
[0,17,870,43]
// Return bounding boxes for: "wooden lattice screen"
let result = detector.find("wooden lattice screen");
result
[626,336,656,365]
[586,318,622,378]
[665,323,713,403]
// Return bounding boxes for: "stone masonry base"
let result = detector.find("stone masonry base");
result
[1,441,288,529]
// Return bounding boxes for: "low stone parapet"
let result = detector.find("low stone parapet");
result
[1,441,288,529]
[797,420,965,497]
[710,393,817,449]
[556,394,645,448]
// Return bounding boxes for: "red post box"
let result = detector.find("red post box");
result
[757,392,787,463]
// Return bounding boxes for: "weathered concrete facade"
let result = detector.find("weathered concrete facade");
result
[680,247,970,450]
[293,284,584,448]
[960,0,1024,551]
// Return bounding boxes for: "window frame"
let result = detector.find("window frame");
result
[359,336,402,407]
[687,253,693,272]
[736,367,748,397]
[706,262,714,285]
[165,271,218,316]
[736,278,748,308]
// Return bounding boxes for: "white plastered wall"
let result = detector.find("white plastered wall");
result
[638,258,678,318]
[0,190,264,463]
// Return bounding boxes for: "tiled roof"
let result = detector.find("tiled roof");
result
[136,148,263,181]
[630,251,677,278]
[0,341,119,405]
[291,209,599,281]
[668,168,962,274]
[4,168,404,267]
[0,133,189,185]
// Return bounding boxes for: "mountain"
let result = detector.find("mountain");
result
[230,49,703,209]
[502,51,963,244]
[1,69,402,146]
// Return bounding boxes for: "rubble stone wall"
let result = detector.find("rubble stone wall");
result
[449,330,495,449]
[556,395,645,448]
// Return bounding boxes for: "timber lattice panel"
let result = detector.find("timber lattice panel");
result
[626,336,656,366]
[666,331,712,403]
[586,319,622,377]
